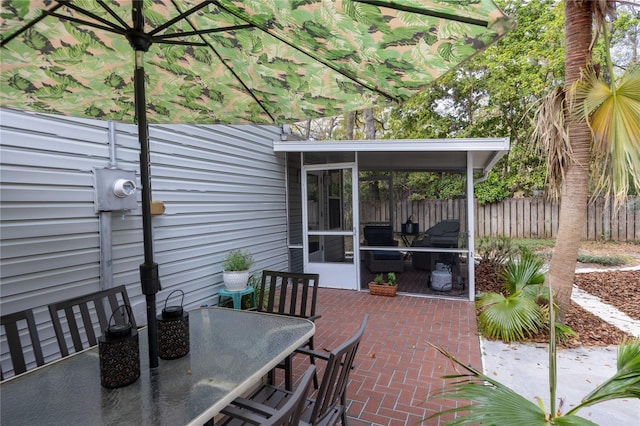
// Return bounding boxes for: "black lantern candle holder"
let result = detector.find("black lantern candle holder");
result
[99,305,140,389]
[157,290,190,360]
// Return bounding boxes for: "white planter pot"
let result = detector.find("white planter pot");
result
[223,270,250,291]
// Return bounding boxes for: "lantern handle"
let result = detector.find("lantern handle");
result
[109,304,134,327]
[163,289,185,310]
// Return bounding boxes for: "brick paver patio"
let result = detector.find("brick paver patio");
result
[285,288,482,426]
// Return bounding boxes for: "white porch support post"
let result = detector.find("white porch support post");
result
[389,176,394,228]
[466,151,476,301]
[300,152,309,271]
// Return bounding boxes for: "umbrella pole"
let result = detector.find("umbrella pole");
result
[134,49,160,369]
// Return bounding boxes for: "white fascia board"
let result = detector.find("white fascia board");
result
[273,137,510,153]
[482,149,509,173]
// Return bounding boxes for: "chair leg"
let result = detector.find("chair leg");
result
[284,355,293,391]
[341,394,349,425]
[267,368,276,386]
[267,357,292,390]
[308,336,319,389]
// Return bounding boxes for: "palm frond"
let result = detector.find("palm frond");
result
[426,344,599,426]
[571,63,640,208]
[532,87,572,199]
[568,338,640,413]
[477,292,544,342]
[589,0,617,51]
[500,251,546,294]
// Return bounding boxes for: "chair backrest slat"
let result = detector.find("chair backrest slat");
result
[308,314,368,424]
[267,364,316,426]
[258,271,320,320]
[48,285,135,358]
[1,309,45,380]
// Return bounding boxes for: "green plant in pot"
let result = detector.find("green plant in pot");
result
[222,249,254,291]
[369,272,397,296]
[373,273,385,285]
[387,272,396,286]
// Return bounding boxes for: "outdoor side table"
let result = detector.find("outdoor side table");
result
[218,287,256,309]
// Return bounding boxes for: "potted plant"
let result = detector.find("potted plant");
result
[222,249,254,291]
[368,272,397,297]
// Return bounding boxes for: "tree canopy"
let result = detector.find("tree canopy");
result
[290,0,638,204]
[386,0,565,203]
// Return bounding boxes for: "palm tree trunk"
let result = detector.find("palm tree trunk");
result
[547,0,593,322]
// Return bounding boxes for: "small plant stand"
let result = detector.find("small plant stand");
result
[217,287,256,310]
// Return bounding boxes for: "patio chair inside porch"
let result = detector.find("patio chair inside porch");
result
[362,225,403,273]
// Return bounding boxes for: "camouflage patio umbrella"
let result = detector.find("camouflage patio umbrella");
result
[1,0,514,367]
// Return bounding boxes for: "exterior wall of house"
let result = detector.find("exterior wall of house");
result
[286,153,304,272]
[0,108,288,372]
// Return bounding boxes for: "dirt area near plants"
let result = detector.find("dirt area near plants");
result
[539,241,640,269]
[475,241,640,347]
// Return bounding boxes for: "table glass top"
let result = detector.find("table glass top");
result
[0,308,314,426]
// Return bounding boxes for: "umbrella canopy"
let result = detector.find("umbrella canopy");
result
[1,0,513,124]
[1,0,514,368]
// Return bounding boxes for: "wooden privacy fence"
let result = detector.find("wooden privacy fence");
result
[360,197,640,242]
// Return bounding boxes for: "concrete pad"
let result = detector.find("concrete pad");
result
[481,339,640,425]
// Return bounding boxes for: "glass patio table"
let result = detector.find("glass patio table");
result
[0,307,314,426]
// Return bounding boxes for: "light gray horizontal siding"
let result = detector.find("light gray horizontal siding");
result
[141,121,289,311]
[1,108,289,376]
[1,111,107,315]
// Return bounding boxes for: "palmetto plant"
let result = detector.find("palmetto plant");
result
[500,248,546,294]
[428,285,640,425]
[476,250,547,342]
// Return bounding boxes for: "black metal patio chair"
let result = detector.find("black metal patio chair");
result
[222,314,368,426]
[219,364,316,425]
[1,308,46,380]
[48,285,136,357]
[257,270,321,390]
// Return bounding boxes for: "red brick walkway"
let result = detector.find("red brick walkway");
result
[287,288,482,426]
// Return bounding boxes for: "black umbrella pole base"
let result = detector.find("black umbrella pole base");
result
[140,262,160,295]
[140,262,160,368]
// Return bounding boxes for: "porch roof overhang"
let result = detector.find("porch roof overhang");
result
[273,137,510,174]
